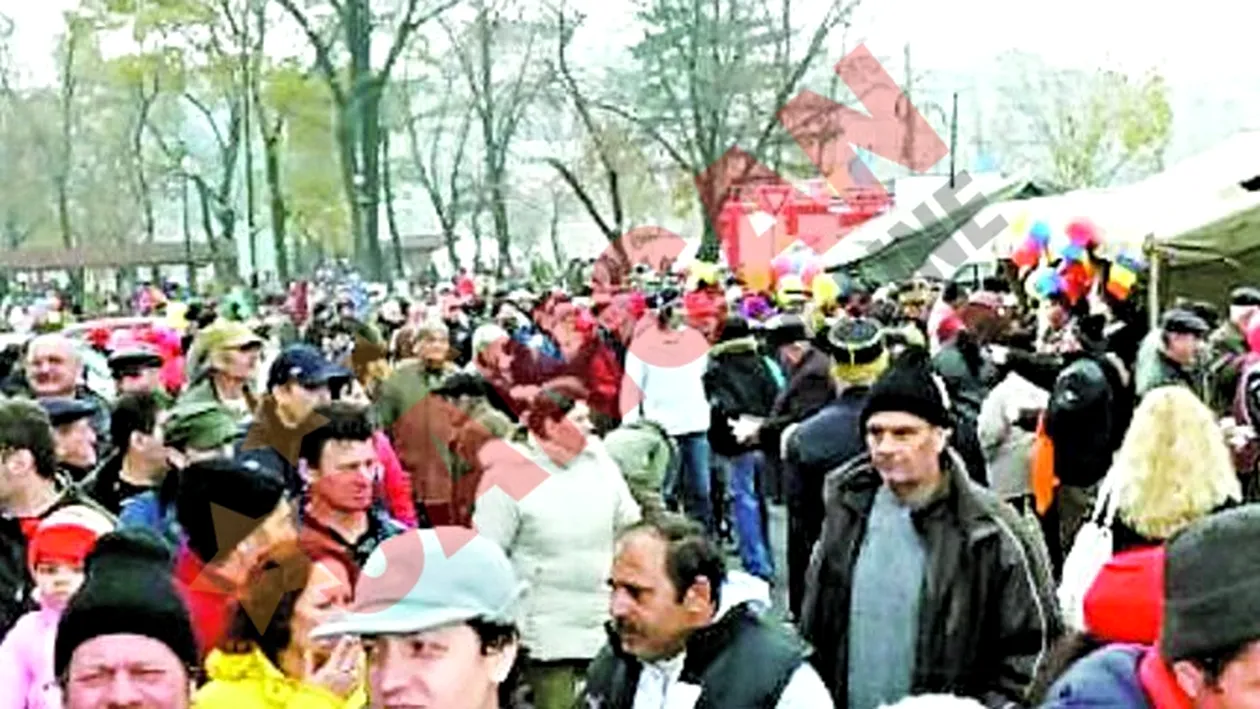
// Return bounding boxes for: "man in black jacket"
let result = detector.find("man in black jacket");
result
[703,317,781,580]
[0,398,113,638]
[733,314,833,505]
[800,349,1059,708]
[781,318,888,618]
[580,514,834,708]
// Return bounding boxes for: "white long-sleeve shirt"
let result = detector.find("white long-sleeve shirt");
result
[619,342,711,437]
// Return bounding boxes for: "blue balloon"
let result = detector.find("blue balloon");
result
[1029,220,1052,246]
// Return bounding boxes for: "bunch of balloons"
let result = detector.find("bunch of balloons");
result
[1013,216,1114,304]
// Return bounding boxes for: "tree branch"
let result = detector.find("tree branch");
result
[184,92,229,153]
[748,0,854,161]
[275,0,347,105]
[594,101,692,172]
[382,0,462,81]
[544,157,616,238]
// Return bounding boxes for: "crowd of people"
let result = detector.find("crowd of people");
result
[0,259,1257,709]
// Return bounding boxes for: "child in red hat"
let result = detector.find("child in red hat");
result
[0,506,113,709]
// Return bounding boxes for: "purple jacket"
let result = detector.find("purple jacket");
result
[0,607,63,709]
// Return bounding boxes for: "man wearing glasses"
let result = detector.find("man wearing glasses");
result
[297,402,405,571]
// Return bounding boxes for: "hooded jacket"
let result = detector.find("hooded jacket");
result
[703,336,782,457]
[194,647,366,709]
[580,572,833,709]
[800,451,1060,708]
[1042,644,1191,709]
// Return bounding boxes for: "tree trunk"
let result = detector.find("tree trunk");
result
[360,82,385,281]
[131,102,155,244]
[335,105,362,266]
[381,128,405,278]
[549,193,564,268]
[262,119,289,282]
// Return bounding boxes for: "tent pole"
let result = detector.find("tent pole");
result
[1146,233,1160,330]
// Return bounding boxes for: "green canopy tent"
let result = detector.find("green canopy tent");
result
[824,174,1057,285]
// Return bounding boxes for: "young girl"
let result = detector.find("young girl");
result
[0,506,114,709]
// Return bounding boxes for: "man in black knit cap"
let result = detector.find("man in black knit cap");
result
[57,527,198,708]
[799,348,1058,709]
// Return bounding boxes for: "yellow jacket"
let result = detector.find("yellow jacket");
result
[194,649,366,709]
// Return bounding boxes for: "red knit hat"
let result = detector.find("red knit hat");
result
[28,506,114,570]
[1084,545,1165,645]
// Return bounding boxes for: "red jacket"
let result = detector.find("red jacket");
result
[173,545,231,659]
[373,431,417,527]
[1084,545,1165,646]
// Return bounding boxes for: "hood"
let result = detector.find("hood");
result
[709,336,759,357]
[715,569,771,620]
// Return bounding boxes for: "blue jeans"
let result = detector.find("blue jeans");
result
[729,451,774,580]
[664,433,714,534]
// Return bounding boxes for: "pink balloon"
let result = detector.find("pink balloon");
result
[771,254,792,277]
[801,262,821,287]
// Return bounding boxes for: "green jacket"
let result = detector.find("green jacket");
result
[603,420,675,521]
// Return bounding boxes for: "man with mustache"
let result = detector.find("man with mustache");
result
[579,514,833,708]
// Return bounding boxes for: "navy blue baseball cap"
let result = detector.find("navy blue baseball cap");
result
[266,344,352,391]
[40,397,98,428]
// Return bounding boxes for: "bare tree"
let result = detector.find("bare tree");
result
[276,0,461,280]
[443,0,554,276]
[401,68,474,273]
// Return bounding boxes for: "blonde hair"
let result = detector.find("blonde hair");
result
[1110,386,1241,540]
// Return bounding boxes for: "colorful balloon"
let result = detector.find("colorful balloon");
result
[1012,240,1041,269]
[812,273,840,308]
[1029,220,1052,246]
[1066,219,1100,248]
[801,260,822,287]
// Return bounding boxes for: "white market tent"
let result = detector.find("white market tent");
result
[927,130,1260,307]
[823,172,1027,270]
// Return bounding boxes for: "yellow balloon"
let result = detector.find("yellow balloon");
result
[1009,212,1030,240]
[812,273,840,308]
[165,302,189,331]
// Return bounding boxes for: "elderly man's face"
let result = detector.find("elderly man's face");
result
[865,410,947,499]
[63,634,191,709]
[26,338,80,398]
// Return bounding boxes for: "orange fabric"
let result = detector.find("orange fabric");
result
[1031,415,1059,515]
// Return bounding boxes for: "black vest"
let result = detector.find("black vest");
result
[580,603,809,709]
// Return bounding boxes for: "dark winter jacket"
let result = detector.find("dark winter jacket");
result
[703,337,782,457]
[580,603,810,709]
[760,346,833,456]
[801,451,1061,707]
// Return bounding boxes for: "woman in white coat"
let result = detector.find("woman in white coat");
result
[474,383,642,709]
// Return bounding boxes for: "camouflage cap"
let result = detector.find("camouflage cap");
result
[164,402,239,451]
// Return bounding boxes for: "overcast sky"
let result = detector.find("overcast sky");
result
[10,0,1259,79]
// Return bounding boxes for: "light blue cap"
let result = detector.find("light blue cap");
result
[313,527,524,638]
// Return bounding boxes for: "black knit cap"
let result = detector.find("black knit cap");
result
[1161,505,1260,662]
[860,347,952,429]
[55,527,197,677]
